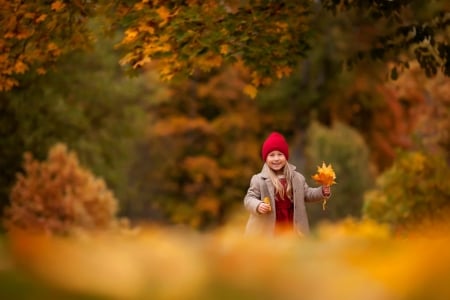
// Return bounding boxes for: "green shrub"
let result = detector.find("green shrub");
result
[304,121,374,225]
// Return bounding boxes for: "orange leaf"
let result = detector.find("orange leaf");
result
[312,162,336,186]
[51,0,66,12]
[156,6,171,26]
[243,84,257,99]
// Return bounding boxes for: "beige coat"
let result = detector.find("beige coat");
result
[244,163,326,237]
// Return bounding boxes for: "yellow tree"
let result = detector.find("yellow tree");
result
[112,0,450,94]
[362,64,450,230]
[2,1,449,93]
[0,0,98,91]
[113,0,311,97]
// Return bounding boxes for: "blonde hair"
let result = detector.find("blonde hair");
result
[267,165,293,200]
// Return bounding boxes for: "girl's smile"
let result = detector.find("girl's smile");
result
[266,150,287,173]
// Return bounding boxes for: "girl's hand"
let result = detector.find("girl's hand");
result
[257,203,271,214]
[322,185,331,197]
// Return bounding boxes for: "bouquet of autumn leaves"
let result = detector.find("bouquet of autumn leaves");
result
[312,162,336,210]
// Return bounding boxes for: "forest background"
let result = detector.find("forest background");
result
[0,1,450,299]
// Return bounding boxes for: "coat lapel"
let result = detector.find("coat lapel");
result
[260,164,276,203]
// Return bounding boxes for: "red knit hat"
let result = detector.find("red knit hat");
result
[261,132,289,161]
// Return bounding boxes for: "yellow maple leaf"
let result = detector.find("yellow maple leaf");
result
[312,162,336,186]
[312,162,336,210]
[263,197,272,212]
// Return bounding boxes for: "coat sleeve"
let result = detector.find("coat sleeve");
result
[244,175,263,215]
[301,174,327,203]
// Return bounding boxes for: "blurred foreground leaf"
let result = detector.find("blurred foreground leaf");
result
[3,219,450,300]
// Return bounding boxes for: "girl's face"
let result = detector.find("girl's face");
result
[266,150,287,173]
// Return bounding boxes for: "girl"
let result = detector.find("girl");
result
[244,132,331,237]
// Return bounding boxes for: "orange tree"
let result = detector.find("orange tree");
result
[3,143,119,235]
[125,64,267,228]
[304,0,449,171]
[110,0,312,96]
[363,69,450,231]
[255,0,450,172]
[111,0,450,92]
[0,0,98,91]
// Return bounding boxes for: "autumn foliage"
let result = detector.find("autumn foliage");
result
[3,143,119,235]
[3,219,450,300]
[312,161,336,210]
[125,65,265,228]
[363,151,450,231]
[312,162,336,186]
[114,0,311,96]
[1,0,449,94]
[0,0,96,91]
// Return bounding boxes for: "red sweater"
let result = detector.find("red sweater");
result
[275,178,293,234]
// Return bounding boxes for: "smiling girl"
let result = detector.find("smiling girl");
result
[244,132,331,237]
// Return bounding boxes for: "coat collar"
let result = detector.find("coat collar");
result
[260,162,297,179]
